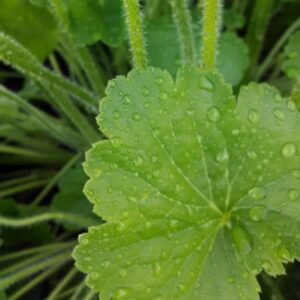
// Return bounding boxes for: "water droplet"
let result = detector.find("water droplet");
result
[287,100,296,111]
[178,283,186,291]
[152,262,162,276]
[133,156,143,166]
[207,106,221,122]
[132,113,141,121]
[228,276,235,284]
[292,169,300,178]
[169,219,179,229]
[277,247,291,261]
[249,205,267,221]
[232,129,239,135]
[247,150,257,159]
[199,77,214,91]
[155,77,164,85]
[91,272,99,280]
[283,143,297,158]
[121,210,129,219]
[118,268,127,277]
[116,222,126,232]
[262,260,272,273]
[109,81,116,88]
[273,108,284,120]
[142,87,149,96]
[248,186,267,200]
[122,95,131,104]
[113,288,128,298]
[112,110,120,119]
[216,148,229,163]
[248,110,259,124]
[159,92,167,100]
[288,189,299,201]
[275,94,282,102]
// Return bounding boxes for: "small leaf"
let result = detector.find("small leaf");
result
[0,0,58,60]
[63,0,126,46]
[74,67,300,299]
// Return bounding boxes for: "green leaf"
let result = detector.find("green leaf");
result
[51,166,98,231]
[0,0,58,60]
[73,67,300,299]
[282,31,300,79]
[146,15,249,85]
[63,0,126,46]
[223,9,245,31]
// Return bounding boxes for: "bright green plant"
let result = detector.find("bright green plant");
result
[1,0,300,299]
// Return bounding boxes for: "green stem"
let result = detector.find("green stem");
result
[0,252,71,290]
[70,281,86,300]
[31,153,82,206]
[47,268,77,300]
[257,17,300,80]
[0,145,70,164]
[201,0,223,69]
[0,178,49,199]
[245,0,274,77]
[0,173,38,189]
[169,0,196,65]
[0,241,76,262]
[261,273,284,300]
[123,0,148,68]
[8,264,63,300]
[0,212,97,228]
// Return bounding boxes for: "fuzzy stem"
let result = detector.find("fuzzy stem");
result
[201,0,223,69]
[0,212,97,228]
[123,0,147,68]
[169,0,196,65]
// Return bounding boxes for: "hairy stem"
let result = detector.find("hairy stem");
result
[0,212,97,228]
[123,0,148,68]
[169,0,196,65]
[201,0,223,69]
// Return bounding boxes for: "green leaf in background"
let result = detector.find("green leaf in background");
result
[146,15,249,86]
[282,31,300,79]
[64,0,126,47]
[0,0,58,60]
[74,67,300,299]
[51,166,98,231]
[223,9,246,31]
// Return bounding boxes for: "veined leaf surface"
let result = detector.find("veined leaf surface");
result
[73,67,300,300]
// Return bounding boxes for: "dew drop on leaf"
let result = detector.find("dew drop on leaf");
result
[247,150,257,159]
[248,186,267,200]
[91,272,99,280]
[112,110,120,119]
[207,106,221,122]
[155,77,164,85]
[118,268,127,277]
[113,288,128,298]
[152,262,162,276]
[142,87,149,97]
[249,206,267,221]
[277,247,291,261]
[132,113,141,121]
[288,189,299,201]
[282,142,297,157]
[273,108,284,120]
[287,100,297,111]
[178,283,186,291]
[262,260,272,273]
[292,169,300,178]
[248,109,259,124]
[227,276,235,284]
[199,77,214,91]
[216,148,229,163]
[122,95,131,104]
[133,156,143,166]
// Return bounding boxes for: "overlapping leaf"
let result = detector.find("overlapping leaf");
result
[73,66,300,299]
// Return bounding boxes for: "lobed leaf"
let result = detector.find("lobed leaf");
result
[73,67,300,299]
